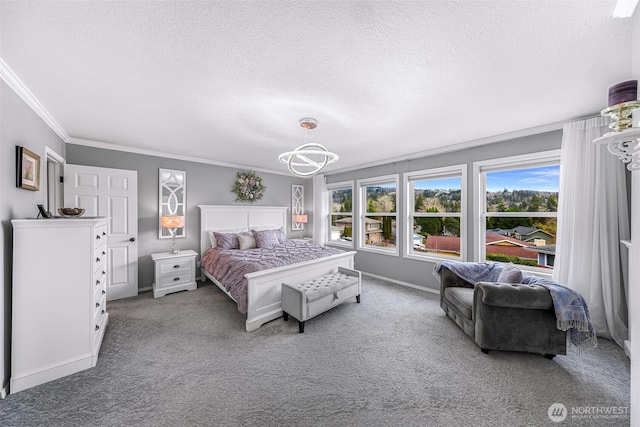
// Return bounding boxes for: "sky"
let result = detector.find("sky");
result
[486,165,560,192]
[412,165,560,193]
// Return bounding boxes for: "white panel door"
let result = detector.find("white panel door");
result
[64,164,138,301]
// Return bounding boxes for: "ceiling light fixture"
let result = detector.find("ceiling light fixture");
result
[278,118,339,177]
[613,0,640,17]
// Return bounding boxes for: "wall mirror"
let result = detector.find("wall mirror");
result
[159,169,186,239]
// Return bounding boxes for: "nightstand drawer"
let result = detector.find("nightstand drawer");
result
[159,271,193,288]
[159,259,191,275]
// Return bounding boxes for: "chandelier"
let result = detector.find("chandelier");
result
[278,118,339,177]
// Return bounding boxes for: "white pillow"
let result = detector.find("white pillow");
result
[497,263,523,283]
[238,233,257,250]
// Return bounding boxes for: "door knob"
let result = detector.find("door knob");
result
[129,237,136,242]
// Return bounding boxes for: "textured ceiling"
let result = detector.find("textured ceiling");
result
[0,1,634,175]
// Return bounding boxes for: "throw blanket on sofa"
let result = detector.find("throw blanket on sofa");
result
[434,261,597,349]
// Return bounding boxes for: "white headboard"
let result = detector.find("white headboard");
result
[199,205,289,254]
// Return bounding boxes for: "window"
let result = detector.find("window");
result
[474,150,560,271]
[358,175,399,255]
[404,165,466,261]
[327,181,354,246]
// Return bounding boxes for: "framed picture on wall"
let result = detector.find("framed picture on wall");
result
[16,146,41,191]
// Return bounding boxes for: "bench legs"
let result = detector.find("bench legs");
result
[282,292,361,334]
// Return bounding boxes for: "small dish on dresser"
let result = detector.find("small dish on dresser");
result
[58,207,85,217]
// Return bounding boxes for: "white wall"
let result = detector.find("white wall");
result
[0,80,66,396]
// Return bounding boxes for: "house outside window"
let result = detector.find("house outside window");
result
[474,150,560,272]
[357,175,399,256]
[327,181,354,247]
[404,165,466,261]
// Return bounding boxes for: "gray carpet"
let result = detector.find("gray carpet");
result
[0,276,630,426]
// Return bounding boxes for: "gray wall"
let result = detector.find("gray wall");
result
[66,145,311,291]
[1,80,66,394]
[324,130,563,292]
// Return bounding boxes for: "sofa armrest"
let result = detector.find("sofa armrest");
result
[439,266,474,292]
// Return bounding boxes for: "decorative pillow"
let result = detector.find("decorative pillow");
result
[209,228,246,248]
[497,263,523,283]
[252,229,280,248]
[213,232,241,250]
[238,233,257,250]
[274,226,288,243]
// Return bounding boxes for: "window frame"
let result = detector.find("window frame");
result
[473,149,560,275]
[403,164,467,262]
[357,174,400,256]
[326,180,355,248]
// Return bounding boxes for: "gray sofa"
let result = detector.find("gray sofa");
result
[438,263,567,358]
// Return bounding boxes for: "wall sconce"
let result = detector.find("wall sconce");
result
[292,214,308,239]
[161,215,185,254]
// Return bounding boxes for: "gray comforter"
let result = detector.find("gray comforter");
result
[201,240,345,313]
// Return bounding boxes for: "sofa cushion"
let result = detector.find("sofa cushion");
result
[496,263,523,283]
[476,282,553,310]
[444,287,474,319]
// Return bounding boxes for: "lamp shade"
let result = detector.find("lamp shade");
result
[161,215,185,229]
[293,214,308,224]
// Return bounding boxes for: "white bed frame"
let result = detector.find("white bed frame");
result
[199,205,357,331]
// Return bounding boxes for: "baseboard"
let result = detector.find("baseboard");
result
[361,272,439,295]
[1,383,7,399]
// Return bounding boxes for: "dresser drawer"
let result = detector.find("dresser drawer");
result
[94,284,106,306]
[93,224,108,248]
[93,299,107,335]
[159,258,191,275]
[94,246,107,274]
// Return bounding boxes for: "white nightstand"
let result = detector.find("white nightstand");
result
[151,249,198,298]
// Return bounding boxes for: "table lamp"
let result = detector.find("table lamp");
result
[161,215,185,254]
[293,214,308,239]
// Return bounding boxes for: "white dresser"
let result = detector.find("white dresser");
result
[11,218,109,393]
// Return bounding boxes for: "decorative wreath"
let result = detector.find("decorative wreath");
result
[232,171,266,202]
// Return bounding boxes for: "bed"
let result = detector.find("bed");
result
[199,205,357,331]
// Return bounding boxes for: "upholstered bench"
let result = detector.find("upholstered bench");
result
[281,267,361,333]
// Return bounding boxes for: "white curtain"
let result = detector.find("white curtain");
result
[553,116,630,347]
[312,174,328,245]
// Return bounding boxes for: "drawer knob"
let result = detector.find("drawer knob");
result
[101,309,105,315]
[173,277,180,281]
[102,251,106,256]
[102,231,106,236]
[96,280,100,286]
[102,290,106,295]
[102,271,106,275]
[95,325,100,331]
[96,302,100,308]
[96,235,101,240]
[173,265,180,269]
[96,257,101,262]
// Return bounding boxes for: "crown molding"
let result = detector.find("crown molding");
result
[66,137,294,177]
[0,57,69,142]
[325,120,567,176]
